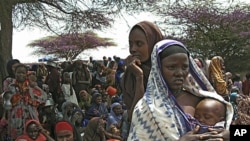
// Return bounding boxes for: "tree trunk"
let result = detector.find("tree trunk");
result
[0,0,13,92]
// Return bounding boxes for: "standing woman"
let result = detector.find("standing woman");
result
[208,56,230,100]
[72,60,92,102]
[8,63,46,140]
[2,59,20,92]
[128,39,233,141]
[120,21,163,121]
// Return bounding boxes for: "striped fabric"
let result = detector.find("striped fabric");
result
[127,39,233,141]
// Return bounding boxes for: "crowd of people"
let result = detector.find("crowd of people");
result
[1,20,250,141]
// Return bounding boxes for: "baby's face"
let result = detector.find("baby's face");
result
[194,108,221,126]
[194,100,224,126]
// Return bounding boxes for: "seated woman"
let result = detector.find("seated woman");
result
[70,108,86,137]
[15,119,54,141]
[106,102,123,134]
[61,101,79,121]
[86,92,109,119]
[83,117,123,141]
[78,90,92,112]
[127,39,233,141]
[54,120,82,141]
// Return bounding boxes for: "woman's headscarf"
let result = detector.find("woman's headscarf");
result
[15,119,47,141]
[86,93,108,118]
[128,39,233,141]
[121,21,164,110]
[107,102,122,129]
[83,117,105,141]
[208,56,228,95]
[54,120,82,141]
[6,59,20,78]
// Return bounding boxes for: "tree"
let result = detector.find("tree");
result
[28,31,117,61]
[156,0,250,72]
[0,0,173,92]
[0,0,110,92]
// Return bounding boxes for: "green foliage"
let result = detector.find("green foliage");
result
[156,0,250,72]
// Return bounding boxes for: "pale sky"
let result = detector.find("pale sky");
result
[12,13,156,63]
[12,0,249,63]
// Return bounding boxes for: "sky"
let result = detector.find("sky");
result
[12,0,249,63]
[12,13,156,63]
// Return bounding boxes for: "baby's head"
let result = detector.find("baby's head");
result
[194,98,226,126]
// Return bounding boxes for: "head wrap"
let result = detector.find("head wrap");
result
[208,56,228,95]
[130,21,164,63]
[55,121,73,133]
[127,39,233,141]
[15,119,47,141]
[122,21,163,110]
[159,45,188,60]
[83,117,105,140]
[230,92,240,103]
[106,86,117,96]
[6,59,20,77]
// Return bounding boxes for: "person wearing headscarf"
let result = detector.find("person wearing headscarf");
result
[54,120,82,141]
[86,92,108,119]
[70,108,85,138]
[115,60,125,93]
[106,102,123,132]
[128,39,233,141]
[242,72,250,96]
[72,60,92,102]
[229,86,241,121]
[15,119,54,141]
[78,90,92,111]
[120,21,164,121]
[83,117,123,141]
[208,56,230,99]
[7,64,46,140]
[2,59,20,92]
[61,101,78,121]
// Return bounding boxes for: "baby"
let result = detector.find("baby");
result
[194,98,226,133]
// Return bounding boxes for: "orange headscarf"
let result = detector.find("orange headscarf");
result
[208,56,228,95]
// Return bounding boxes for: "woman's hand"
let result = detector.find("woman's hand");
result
[207,128,230,141]
[125,55,143,76]
[178,126,225,141]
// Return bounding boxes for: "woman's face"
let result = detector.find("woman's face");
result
[129,27,149,62]
[12,63,20,74]
[80,91,88,100]
[73,111,83,123]
[27,123,39,140]
[95,96,102,105]
[15,66,27,82]
[161,53,189,92]
[56,130,74,141]
[113,105,123,115]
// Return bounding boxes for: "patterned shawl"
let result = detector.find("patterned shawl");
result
[128,39,233,141]
[208,56,228,95]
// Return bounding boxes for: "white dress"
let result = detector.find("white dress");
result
[61,83,79,106]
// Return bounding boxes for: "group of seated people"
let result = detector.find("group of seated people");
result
[0,53,128,141]
[1,36,250,141]
[1,76,128,141]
